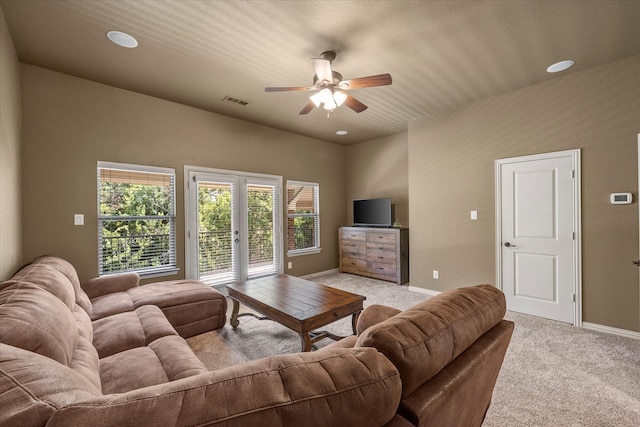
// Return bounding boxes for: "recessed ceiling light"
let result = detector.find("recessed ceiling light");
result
[546,60,574,73]
[336,130,348,136]
[107,31,138,48]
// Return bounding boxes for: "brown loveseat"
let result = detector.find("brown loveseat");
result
[0,256,403,426]
[325,283,515,427]
[1,256,512,426]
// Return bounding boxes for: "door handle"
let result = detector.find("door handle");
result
[504,242,517,248]
[633,259,640,266]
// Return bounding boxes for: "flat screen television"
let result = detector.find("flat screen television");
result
[353,197,392,227]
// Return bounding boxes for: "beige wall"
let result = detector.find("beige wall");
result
[20,65,346,283]
[0,5,22,279]
[345,133,409,227]
[409,55,640,332]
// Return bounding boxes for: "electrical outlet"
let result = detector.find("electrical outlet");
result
[433,270,439,279]
[287,261,293,269]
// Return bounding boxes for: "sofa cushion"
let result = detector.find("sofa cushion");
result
[99,335,208,394]
[90,291,135,320]
[0,283,78,365]
[0,343,101,426]
[90,280,228,337]
[48,348,401,427]
[355,284,507,398]
[32,255,93,314]
[9,264,76,309]
[92,305,179,358]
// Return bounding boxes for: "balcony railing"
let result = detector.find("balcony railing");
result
[100,233,171,273]
[100,226,314,276]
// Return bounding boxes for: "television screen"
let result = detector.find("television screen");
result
[353,198,392,227]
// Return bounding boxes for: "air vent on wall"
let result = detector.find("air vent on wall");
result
[222,96,250,106]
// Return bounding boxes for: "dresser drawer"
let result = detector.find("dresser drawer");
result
[366,232,396,246]
[341,257,367,273]
[341,229,366,242]
[341,239,366,258]
[367,260,397,277]
[367,246,397,263]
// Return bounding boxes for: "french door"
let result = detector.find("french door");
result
[185,167,282,286]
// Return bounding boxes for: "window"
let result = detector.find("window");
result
[286,181,320,255]
[97,162,178,277]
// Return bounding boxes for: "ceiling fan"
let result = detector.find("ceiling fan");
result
[265,51,392,115]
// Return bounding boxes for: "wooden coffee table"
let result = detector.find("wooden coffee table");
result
[227,274,366,352]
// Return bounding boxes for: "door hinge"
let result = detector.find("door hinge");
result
[572,232,575,240]
[572,170,575,178]
[572,293,576,302]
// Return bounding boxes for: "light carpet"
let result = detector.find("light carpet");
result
[186,273,640,426]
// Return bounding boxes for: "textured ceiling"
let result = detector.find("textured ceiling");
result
[2,0,640,144]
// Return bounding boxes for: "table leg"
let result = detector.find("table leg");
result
[299,332,312,352]
[351,310,361,335]
[230,299,240,328]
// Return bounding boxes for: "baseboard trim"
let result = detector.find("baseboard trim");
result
[582,322,640,340]
[301,268,339,280]
[408,286,440,296]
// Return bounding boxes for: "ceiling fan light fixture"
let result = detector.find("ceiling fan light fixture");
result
[334,90,347,107]
[309,91,324,108]
[323,96,337,111]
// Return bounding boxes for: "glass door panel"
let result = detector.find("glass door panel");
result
[247,183,279,279]
[196,180,236,286]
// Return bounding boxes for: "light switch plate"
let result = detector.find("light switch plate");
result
[471,210,478,220]
[74,214,84,226]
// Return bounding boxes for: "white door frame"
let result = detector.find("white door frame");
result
[495,149,582,326]
[184,165,284,283]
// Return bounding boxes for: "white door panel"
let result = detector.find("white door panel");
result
[497,151,580,324]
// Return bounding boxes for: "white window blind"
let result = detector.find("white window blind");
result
[97,161,177,277]
[286,181,320,254]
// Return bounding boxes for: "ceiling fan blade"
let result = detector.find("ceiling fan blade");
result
[344,95,368,113]
[265,86,315,92]
[312,58,333,84]
[339,73,392,90]
[298,101,316,115]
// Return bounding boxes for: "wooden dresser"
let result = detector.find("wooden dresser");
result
[338,226,409,285]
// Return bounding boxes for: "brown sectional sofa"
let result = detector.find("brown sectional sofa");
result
[0,256,403,426]
[0,256,513,426]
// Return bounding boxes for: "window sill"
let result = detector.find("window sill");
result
[100,267,180,280]
[287,248,322,257]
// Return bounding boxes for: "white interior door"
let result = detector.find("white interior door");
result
[496,150,581,324]
[185,167,282,286]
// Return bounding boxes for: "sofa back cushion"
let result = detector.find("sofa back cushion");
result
[33,256,93,314]
[355,284,507,398]
[0,343,101,426]
[0,282,79,365]
[0,259,102,392]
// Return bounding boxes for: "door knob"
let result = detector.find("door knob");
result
[504,242,517,248]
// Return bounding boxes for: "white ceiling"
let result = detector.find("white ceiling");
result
[2,0,640,145]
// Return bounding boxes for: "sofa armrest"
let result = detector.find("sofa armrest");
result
[357,304,402,335]
[81,273,140,299]
[47,348,402,427]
